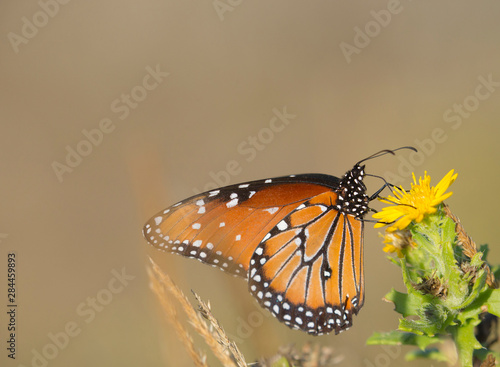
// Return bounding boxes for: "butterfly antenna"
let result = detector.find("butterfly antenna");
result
[356,146,417,166]
[364,173,396,201]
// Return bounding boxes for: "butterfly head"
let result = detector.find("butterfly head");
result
[336,164,369,218]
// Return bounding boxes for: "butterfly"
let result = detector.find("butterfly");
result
[143,148,414,335]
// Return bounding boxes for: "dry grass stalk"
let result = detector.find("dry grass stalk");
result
[147,265,208,367]
[443,204,498,288]
[148,257,246,367]
[193,292,247,367]
[443,204,478,258]
[479,353,496,367]
[413,272,448,298]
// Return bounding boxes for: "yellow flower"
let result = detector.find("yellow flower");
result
[373,170,457,232]
[381,230,414,257]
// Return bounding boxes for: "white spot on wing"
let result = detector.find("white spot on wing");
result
[192,223,201,229]
[277,220,288,231]
[226,198,238,208]
[264,207,279,214]
[154,217,162,225]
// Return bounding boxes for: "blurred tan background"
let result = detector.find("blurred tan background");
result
[1,1,500,366]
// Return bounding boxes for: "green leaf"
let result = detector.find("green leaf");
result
[399,303,456,336]
[399,317,440,336]
[479,243,490,260]
[405,348,449,362]
[367,331,440,350]
[387,255,400,267]
[384,288,431,317]
[470,252,484,267]
[398,318,441,336]
[440,215,460,264]
[459,303,485,323]
[485,289,500,318]
[461,287,491,315]
[453,268,487,311]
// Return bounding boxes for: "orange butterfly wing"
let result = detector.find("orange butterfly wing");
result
[143,175,336,277]
[248,191,365,335]
[144,167,369,335]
